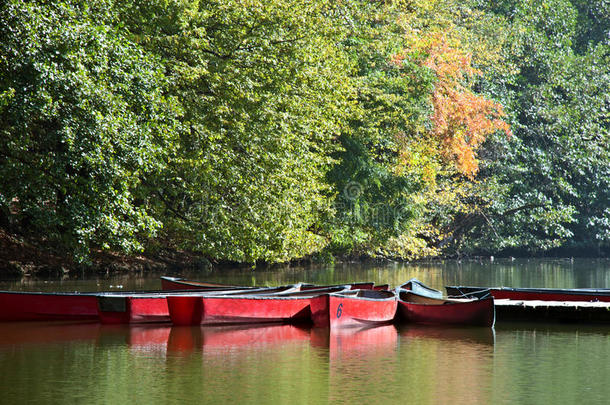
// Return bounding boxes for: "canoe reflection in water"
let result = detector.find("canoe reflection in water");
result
[166,324,311,353]
[0,321,101,346]
[164,324,400,356]
[397,324,496,346]
[0,321,172,355]
[0,322,401,358]
[0,320,493,363]
[0,322,171,355]
[310,324,398,356]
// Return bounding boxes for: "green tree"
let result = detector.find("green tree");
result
[0,0,180,261]
[322,0,437,258]
[118,0,354,263]
[451,0,610,255]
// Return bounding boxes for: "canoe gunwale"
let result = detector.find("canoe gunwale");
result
[398,278,444,299]
[445,285,610,301]
[323,290,397,302]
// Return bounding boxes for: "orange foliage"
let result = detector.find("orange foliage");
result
[390,35,511,177]
[389,52,405,67]
[424,36,511,177]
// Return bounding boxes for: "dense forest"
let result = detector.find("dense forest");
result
[0,0,609,270]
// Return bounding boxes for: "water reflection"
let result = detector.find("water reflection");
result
[3,258,610,404]
[395,325,496,404]
[0,321,101,346]
[3,258,610,293]
[491,322,610,404]
[166,324,311,354]
[309,325,401,403]
[0,322,403,357]
[398,324,495,346]
[3,319,610,404]
[310,324,398,356]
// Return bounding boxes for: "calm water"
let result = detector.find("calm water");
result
[1,259,610,404]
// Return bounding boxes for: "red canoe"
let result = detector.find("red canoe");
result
[0,283,293,323]
[0,288,211,323]
[97,294,169,324]
[161,276,388,291]
[446,285,610,302]
[310,290,397,328]
[96,285,300,324]
[160,276,250,291]
[0,291,99,321]
[167,286,350,326]
[397,290,495,327]
[303,282,374,290]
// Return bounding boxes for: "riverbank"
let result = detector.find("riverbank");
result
[0,229,430,278]
[0,229,210,278]
[1,228,606,279]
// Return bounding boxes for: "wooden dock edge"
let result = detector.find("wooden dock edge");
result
[494,299,610,323]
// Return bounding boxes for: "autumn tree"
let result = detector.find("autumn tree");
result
[324,0,511,260]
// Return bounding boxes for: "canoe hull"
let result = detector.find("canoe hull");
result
[397,296,495,327]
[0,291,99,321]
[310,292,397,328]
[161,277,246,291]
[97,296,171,324]
[167,295,313,326]
[302,282,375,291]
[162,276,386,291]
[95,286,291,324]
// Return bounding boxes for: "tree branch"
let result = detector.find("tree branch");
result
[502,203,547,216]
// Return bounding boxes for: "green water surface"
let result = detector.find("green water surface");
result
[1,259,610,404]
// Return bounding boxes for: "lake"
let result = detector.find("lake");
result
[1,259,610,404]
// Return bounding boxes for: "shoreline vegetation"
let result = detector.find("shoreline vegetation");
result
[1,1,609,275]
[0,229,607,278]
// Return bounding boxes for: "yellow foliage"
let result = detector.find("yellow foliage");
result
[394,131,441,186]
[382,222,441,260]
